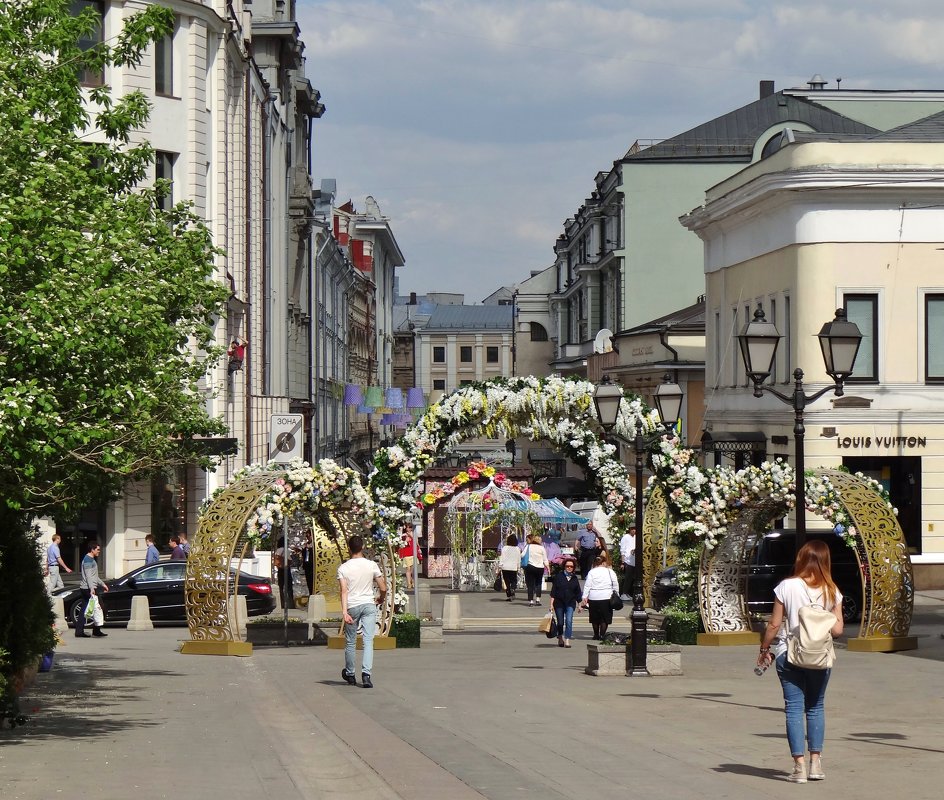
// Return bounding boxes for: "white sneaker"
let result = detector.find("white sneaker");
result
[534,598,541,606]
[788,763,807,784]
[620,594,632,601]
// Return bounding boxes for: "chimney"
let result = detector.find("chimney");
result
[807,74,827,90]
[759,80,775,99]
[409,292,417,305]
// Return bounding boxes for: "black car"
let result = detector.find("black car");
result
[54,561,276,626]
[651,530,862,623]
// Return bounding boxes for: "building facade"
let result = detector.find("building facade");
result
[682,116,944,587]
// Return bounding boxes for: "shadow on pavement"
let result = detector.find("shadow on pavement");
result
[713,763,787,781]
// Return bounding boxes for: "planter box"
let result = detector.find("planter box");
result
[632,644,683,676]
[585,644,629,676]
[420,619,444,648]
[245,622,328,646]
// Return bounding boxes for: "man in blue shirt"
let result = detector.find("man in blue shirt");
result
[46,533,72,592]
[575,521,598,579]
[145,534,160,565]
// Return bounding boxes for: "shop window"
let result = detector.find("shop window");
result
[432,346,445,363]
[71,0,105,87]
[151,467,187,548]
[925,294,944,383]
[843,294,878,382]
[460,346,473,363]
[486,346,499,363]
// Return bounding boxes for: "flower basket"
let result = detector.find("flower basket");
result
[662,611,699,645]
[390,614,420,648]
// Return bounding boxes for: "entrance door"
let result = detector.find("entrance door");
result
[841,456,921,554]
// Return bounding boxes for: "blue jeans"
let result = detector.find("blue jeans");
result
[554,605,575,639]
[776,652,831,756]
[344,602,378,677]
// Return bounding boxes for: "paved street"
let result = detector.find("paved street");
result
[3,586,943,800]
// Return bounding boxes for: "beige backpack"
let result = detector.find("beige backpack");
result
[787,587,837,670]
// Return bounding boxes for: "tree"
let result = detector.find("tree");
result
[0,1,229,709]
[0,1,229,515]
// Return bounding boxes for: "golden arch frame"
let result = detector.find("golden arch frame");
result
[180,472,386,657]
[642,470,917,652]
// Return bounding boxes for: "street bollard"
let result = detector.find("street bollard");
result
[442,594,464,630]
[127,595,154,631]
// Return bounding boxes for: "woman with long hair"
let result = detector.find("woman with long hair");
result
[757,539,844,783]
[522,533,549,607]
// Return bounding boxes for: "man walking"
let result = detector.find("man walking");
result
[75,541,109,638]
[576,520,598,579]
[144,534,160,565]
[619,526,636,600]
[46,533,72,592]
[338,535,386,689]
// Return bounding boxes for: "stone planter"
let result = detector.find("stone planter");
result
[632,644,684,676]
[245,621,328,646]
[585,644,629,676]
[419,619,444,648]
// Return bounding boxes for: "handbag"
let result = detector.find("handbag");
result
[787,589,837,670]
[538,611,554,634]
[545,615,559,639]
[493,571,503,592]
[520,545,530,568]
[609,591,624,611]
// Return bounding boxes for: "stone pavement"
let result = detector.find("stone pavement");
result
[3,586,943,800]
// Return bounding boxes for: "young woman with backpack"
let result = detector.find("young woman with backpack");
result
[757,539,844,783]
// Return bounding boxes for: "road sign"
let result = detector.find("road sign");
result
[269,414,303,463]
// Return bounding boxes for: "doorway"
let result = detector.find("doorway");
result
[841,456,921,554]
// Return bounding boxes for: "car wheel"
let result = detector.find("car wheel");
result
[843,593,860,623]
[68,600,85,628]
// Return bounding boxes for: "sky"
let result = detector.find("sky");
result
[296,1,944,302]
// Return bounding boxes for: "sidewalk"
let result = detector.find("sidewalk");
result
[3,587,943,800]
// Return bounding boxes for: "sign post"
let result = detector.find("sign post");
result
[269,414,303,464]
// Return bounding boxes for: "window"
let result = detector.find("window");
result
[432,346,445,363]
[71,1,105,87]
[486,346,499,364]
[155,24,175,96]
[459,380,473,387]
[433,379,446,391]
[155,151,176,211]
[783,295,792,383]
[460,346,473,363]
[730,306,739,386]
[769,298,777,384]
[843,294,878,382]
[530,322,548,342]
[925,294,944,382]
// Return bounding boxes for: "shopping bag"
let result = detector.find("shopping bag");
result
[84,595,99,622]
[538,611,554,634]
[545,616,559,639]
[493,571,503,592]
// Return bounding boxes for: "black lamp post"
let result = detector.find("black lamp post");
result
[594,373,683,676]
[737,305,862,551]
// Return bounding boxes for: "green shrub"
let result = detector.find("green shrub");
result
[390,613,420,648]
[662,609,700,645]
[0,515,56,713]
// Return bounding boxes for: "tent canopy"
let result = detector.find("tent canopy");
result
[503,498,587,525]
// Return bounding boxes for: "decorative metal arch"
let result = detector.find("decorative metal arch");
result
[181,472,386,656]
[642,485,674,609]
[695,469,916,651]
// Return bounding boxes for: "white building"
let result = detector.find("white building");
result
[682,113,944,588]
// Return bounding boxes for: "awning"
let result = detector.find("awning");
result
[700,431,767,453]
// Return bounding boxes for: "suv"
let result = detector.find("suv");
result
[747,529,862,623]
[651,529,862,623]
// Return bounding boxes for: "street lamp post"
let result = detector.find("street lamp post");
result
[737,305,862,551]
[594,373,683,676]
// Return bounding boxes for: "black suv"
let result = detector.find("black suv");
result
[651,529,862,623]
[746,529,861,623]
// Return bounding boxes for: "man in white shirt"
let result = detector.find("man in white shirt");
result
[619,527,636,601]
[337,534,387,689]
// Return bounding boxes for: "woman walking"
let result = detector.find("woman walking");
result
[580,554,620,640]
[498,533,522,601]
[549,556,581,647]
[757,540,844,783]
[522,534,549,607]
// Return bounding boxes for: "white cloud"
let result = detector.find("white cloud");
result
[297,0,944,299]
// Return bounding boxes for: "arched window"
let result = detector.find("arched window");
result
[530,322,548,342]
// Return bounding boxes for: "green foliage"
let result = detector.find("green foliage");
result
[0,1,228,516]
[662,609,700,645]
[390,613,421,648]
[0,509,56,710]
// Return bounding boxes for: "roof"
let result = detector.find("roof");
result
[424,305,513,330]
[869,109,944,142]
[620,297,706,335]
[623,93,880,162]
